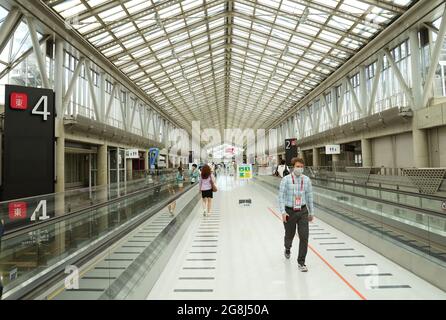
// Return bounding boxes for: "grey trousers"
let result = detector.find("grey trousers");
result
[283,206,309,265]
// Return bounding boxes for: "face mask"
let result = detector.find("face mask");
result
[294,168,304,176]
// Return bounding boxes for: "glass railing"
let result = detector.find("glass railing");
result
[311,175,446,216]
[0,169,178,234]
[0,178,197,299]
[255,175,446,266]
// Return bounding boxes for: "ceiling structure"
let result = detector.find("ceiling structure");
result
[43,0,416,136]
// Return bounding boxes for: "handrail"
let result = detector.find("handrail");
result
[310,176,446,202]
[2,178,178,239]
[258,175,446,219]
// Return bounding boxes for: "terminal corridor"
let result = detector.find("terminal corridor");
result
[147,176,446,300]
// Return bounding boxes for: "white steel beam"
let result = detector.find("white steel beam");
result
[321,93,334,127]
[336,80,346,126]
[26,16,50,89]
[409,29,423,109]
[129,98,138,131]
[359,65,368,115]
[384,48,414,107]
[368,53,383,115]
[84,60,101,121]
[423,5,446,107]
[105,82,118,122]
[63,57,85,113]
[120,90,128,132]
[0,8,22,54]
[346,76,363,116]
[0,34,50,80]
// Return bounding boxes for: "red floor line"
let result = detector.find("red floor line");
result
[267,207,367,301]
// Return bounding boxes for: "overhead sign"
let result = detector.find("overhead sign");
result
[226,147,235,155]
[238,164,253,180]
[126,149,139,159]
[285,139,298,167]
[1,85,55,201]
[326,144,341,155]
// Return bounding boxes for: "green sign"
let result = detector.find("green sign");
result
[238,164,253,179]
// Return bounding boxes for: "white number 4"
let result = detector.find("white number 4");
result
[31,200,49,221]
[32,96,50,121]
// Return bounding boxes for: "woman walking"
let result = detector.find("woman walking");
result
[168,167,184,215]
[200,164,217,217]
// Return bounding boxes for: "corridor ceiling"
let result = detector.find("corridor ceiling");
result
[43,0,416,133]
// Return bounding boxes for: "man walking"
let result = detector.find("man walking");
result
[278,157,314,272]
[189,164,200,185]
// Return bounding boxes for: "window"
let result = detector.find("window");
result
[106,80,113,93]
[366,62,376,79]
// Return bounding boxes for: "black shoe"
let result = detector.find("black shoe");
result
[284,249,291,259]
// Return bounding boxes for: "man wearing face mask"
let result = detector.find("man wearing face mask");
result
[278,157,314,272]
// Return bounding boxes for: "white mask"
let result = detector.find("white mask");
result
[294,168,304,176]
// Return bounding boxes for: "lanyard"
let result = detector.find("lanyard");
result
[291,174,304,192]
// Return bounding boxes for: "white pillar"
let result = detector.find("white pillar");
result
[361,138,372,167]
[55,39,65,193]
[312,147,320,167]
[412,127,429,168]
[98,144,108,186]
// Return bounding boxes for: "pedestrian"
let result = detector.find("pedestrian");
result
[200,164,217,217]
[278,157,314,272]
[214,163,218,179]
[168,167,184,215]
[189,164,200,185]
[275,160,290,178]
[176,166,184,189]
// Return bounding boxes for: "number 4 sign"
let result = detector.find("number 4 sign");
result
[30,200,49,222]
[32,96,50,121]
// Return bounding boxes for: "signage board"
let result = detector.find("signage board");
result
[125,149,139,159]
[326,144,341,155]
[285,138,298,167]
[238,164,253,180]
[1,85,55,201]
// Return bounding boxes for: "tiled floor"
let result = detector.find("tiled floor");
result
[147,175,446,300]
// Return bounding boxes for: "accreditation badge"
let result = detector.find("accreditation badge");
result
[293,196,302,211]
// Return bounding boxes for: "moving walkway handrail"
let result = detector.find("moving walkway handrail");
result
[0,169,178,234]
[310,176,446,202]
[260,174,445,219]
[2,177,179,239]
[312,181,445,219]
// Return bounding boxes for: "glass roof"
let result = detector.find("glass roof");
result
[44,0,416,132]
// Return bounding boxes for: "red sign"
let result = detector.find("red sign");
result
[8,202,27,220]
[226,148,235,155]
[10,92,28,110]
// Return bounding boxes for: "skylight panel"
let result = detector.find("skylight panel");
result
[125,1,151,14]
[122,37,144,49]
[158,3,181,19]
